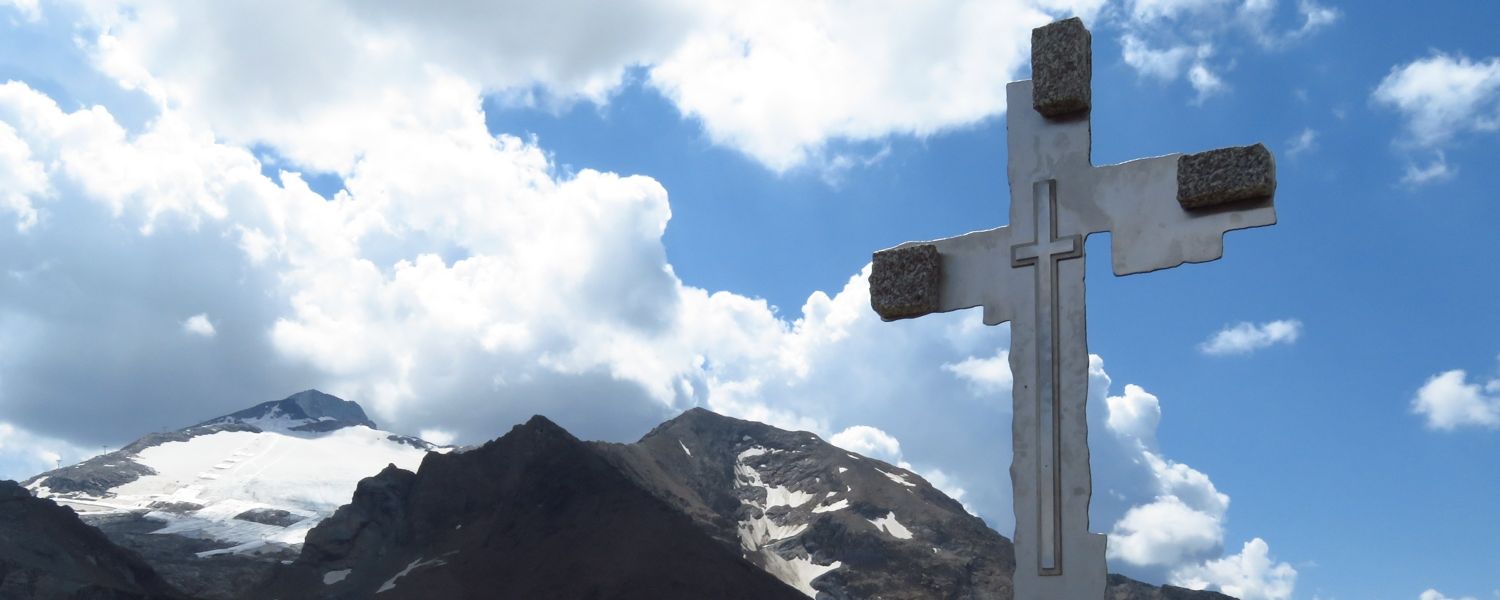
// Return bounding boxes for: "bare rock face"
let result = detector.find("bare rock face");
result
[0,480,186,599]
[596,408,1239,600]
[257,416,806,600]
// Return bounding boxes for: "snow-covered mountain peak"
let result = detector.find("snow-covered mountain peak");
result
[198,389,378,433]
[19,391,444,599]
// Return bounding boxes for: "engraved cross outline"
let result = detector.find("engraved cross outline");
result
[1010,180,1081,575]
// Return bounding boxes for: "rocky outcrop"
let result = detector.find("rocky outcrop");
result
[0,480,186,599]
[198,389,377,430]
[257,416,807,600]
[596,408,1234,600]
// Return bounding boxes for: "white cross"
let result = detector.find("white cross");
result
[869,17,1278,598]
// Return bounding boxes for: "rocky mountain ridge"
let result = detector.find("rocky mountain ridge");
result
[4,392,1239,599]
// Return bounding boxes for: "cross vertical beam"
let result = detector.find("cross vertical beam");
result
[1011,180,1081,574]
[867,16,1278,599]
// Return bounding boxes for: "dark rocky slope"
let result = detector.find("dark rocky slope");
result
[596,408,1235,600]
[0,480,185,599]
[256,416,806,600]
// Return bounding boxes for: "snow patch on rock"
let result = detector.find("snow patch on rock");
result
[812,499,850,514]
[869,511,914,540]
[876,468,916,487]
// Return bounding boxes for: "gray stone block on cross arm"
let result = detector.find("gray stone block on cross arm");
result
[869,244,941,321]
[1032,17,1091,118]
[1177,143,1277,210]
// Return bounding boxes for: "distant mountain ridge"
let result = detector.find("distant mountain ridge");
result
[7,392,1238,599]
[20,390,442,599]
[257,416,807,599]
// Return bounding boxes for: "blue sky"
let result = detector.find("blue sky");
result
[0,1,1497,599]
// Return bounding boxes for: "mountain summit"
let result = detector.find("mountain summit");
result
[22,391,443,599]
[257,415,805,599]
[199,389,378,432]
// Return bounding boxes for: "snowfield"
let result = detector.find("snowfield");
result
[37,424,435,553]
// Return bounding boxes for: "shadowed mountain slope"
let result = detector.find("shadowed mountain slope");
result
[256,415,806,600]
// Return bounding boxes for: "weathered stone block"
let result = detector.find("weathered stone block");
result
[870,244,941,321]
[1177,143,1277,210]
[1032,17,1091,118]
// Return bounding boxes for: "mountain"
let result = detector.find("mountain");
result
[21,390,443,599]
[0,479,186,599]
[19,393,1237,599]
[593,408,1232,600]
[593,407,1010,598]
[256,416,807,600]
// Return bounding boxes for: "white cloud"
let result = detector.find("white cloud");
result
[1128,0,1226,23]
[71,0,1093,174]
[181,313,215,338]
[649,1,1065,171]
[0,421,97,481]
[1121,35,1208,81]
[1118,0,1334,103]
[0,0,40,22]
[0,12,1285,590]
[1089,356,1292,595]
[1171,538,1297,600]
[1374,53,1500,149]
[1187,63,1228,102]
[418,428,456,447]
[1119,33,1224,102]
[1106,384,1162,446]
[830,425,903,462]
[1239,0,1340,48]
[1109,495,1224,567]
[1286,128,1317,157]
[1401,152,1457,187]
[943,349,1013,397]
[1199,319,1302,356]
[0,121,50,230]
[1412,367,1500,431]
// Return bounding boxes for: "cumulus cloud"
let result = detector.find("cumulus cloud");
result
[830,425,903,462]
[0,421,96,481]
[1374,52,1500,184]
[0,10,1288,595]
[1412,366,1500,431]
[1199,319,1302,356]
[1121,35,1226,102]
[1088,357,1293,594]
[69,0,1096,175]
[181,313,215,338]
[1117,0,1335,103]
[1374,53,1500,148]
[1171,538,1297,600]
[943,349,1013,397]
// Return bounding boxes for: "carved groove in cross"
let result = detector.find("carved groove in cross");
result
[1009,179,1081,575]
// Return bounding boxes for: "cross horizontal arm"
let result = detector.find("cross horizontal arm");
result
[1064,149,1277,277]
[870,227,1024,325]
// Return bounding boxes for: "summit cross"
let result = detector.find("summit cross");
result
[868,17,1278,599]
